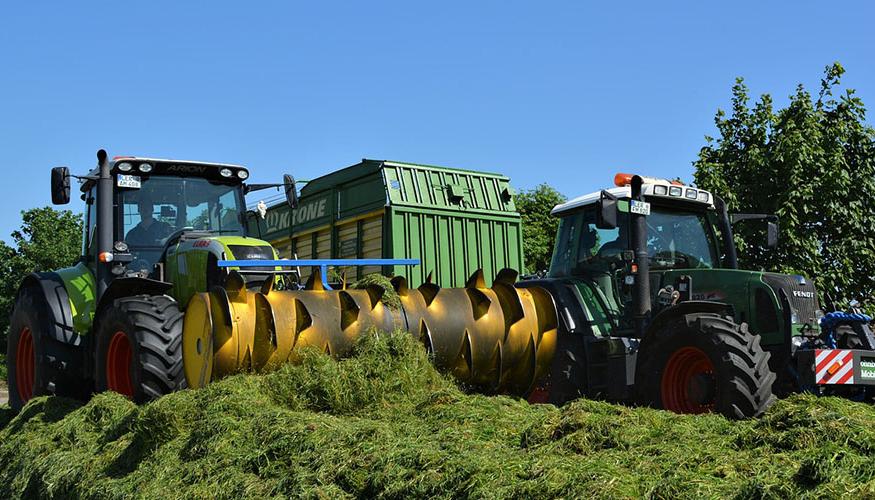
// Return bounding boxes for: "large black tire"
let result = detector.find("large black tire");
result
[635,313,776,419]
[95,295,185,403]
[6,287,53,411]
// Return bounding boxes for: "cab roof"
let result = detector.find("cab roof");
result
[81,156,250,191]
[551,182,716,216]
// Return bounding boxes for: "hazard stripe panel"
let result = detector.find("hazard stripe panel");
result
[815,349,855,385]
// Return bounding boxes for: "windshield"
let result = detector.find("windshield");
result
[645,208,718,269]
[117,176,246,270]
[548,204,719,277]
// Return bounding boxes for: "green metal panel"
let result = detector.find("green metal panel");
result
[386,207,523,288]
[55,262,97,335]
[251,158,524,286]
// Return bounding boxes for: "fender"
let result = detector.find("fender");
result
[20,272,82,346]
[96,276,174,314]
[647,300,736,337]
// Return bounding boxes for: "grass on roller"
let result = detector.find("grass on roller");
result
[350,273,402,310]
[1,331,875,499]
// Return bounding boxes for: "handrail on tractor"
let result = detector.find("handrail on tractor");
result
[217,258,421,290]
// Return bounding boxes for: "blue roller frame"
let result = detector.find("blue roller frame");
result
[217,258,421,290]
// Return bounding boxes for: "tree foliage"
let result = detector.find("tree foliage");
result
[0,207,82,339]
[694,63,875,309]
[516,184,566,274]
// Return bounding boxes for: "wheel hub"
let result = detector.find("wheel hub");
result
[15,327,35,403]
[106,331,134,398]
[661,346,716,414]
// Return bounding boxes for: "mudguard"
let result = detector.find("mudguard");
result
[20,272,82,346]
[96,276,173,314]
[647,300,735,337]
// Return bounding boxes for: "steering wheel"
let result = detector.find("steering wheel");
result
[650,251,690,268]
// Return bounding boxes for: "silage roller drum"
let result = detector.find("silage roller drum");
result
[182,268,558,396]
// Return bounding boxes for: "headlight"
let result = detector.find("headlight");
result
[220,168,233,178]
[654,185,668,195]
[669,186,683,197]
[697,191,709,202]
[117,162,133,172]
[685,188,698,199]
[237,170,249,179]
[139,163,153,173]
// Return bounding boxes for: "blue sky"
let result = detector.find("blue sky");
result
[1,1,873,240]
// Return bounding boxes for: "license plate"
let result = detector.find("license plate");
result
[117,174,141,189]
[630,200,651,215]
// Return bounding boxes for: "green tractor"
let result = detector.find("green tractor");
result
[5,150,297,410]
[521,172,875,417]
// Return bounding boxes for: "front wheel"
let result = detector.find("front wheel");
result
[95,295,186,403]
[635,313,776,419]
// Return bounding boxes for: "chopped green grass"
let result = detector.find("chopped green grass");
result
[2,332,875,498]
[350,273,401,310]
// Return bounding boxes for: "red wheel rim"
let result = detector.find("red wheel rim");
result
[660,346,715,414]
[106,331,134,398]
[527,385,550,404]
[15,327,35,403]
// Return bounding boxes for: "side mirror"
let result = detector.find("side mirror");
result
[51,167,71,205]
[284,174,298,209]
[766,221,779,249]
[160,205,177,219]
[596,190,618,229]
[730,213,779,249]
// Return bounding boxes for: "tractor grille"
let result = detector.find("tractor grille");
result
[762,273,820,325]
[228,245,274,262]
[228,245,275,274]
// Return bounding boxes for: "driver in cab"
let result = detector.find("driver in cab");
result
[126,199,173,246]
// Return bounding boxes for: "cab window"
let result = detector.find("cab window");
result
[549,209,628,277]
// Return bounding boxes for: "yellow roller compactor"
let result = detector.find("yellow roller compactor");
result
[5,150,557,411]
[182,267,557,393]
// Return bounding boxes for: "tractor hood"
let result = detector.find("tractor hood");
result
[658,268,819,345]
[164,234,278,305]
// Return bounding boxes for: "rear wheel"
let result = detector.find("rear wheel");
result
[6,288,52,410]
[636,313,776,419]
[95,295,185,403]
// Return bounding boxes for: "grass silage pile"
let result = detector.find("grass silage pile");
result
[1,333,875,499]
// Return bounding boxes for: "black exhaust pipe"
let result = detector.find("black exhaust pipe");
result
[630,175,650,337]
[96,149,112,299]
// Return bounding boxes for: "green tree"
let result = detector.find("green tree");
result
[516,184,566,274]
[694,63,875,310]
[0,207,83,341]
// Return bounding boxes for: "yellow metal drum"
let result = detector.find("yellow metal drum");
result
[182,268,558,396]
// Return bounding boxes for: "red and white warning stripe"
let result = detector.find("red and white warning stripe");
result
[815,349,855,385]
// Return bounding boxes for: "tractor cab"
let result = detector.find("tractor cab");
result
[550,174,732,275]
[50,151,297,302]
[77,157,251,276]
[546,174,741,335]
